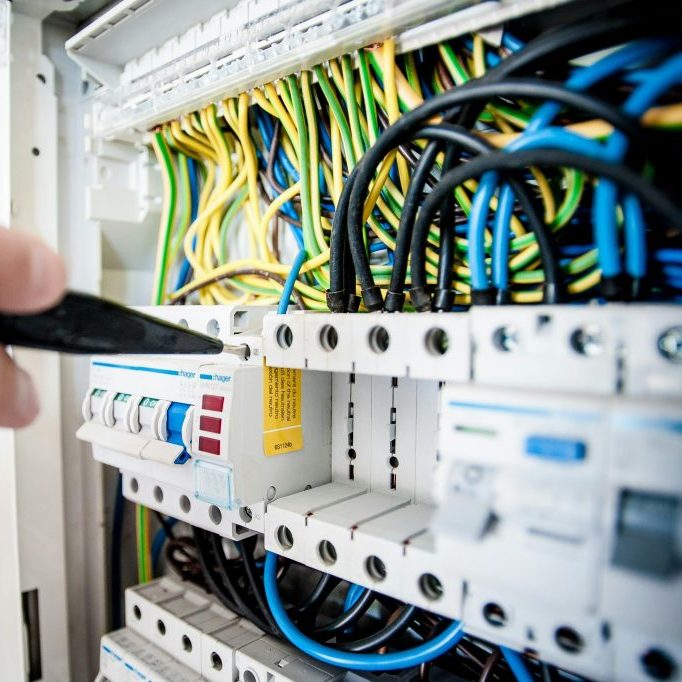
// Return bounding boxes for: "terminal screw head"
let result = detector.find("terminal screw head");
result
[658,327,682,363]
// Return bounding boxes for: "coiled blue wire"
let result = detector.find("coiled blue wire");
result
[263,552,465,671]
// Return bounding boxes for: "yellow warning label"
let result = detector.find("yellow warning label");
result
[263,364,303,456]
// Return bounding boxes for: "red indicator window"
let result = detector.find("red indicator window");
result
[198,436,221,455]
[201,395,224,412]
[200,415,222,434]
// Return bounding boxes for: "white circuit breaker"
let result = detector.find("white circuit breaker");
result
[77,353,332,512]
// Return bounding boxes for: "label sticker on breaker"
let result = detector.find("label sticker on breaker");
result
[263,364,303,455]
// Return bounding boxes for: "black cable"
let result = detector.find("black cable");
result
[409,147,682,302]
[457,5,682,128]
[385,141,442,312]
[327,166,359,312]
[342,79,644,309]
[192,527,239,613]
[207,532,272,633]
[164,536,207,590]
[291,573,341,624]
[110,473,124,630]
[239,537,281,637]
[310,587,375,638]
[341,605,417,653]
[398,123,555,306]
[434,143,460,311]
[153,511,176,540]
[479,649,502,682]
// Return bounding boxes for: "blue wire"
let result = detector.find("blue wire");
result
[502,31,525,52]
[341,583,368,636]
[263,552,465,671]
[278,249,307,314]
[657,249,682,265]
[343,583,366,611]
[151,518,178,574]
[593,50,682,279]
[471,39,675,290]
[663,265,682,279]
[488,127,612,290]
[464,38,501,68]
[501,646,534,682]
[174,156,200,291]
[257,109,304,239]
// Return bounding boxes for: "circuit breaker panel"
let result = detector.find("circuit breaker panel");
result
[62,0,682,680]
[78,302,682,681]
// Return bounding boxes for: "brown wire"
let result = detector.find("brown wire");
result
[436,60,456,90]
[271,216,281,263]
[377,607,406,654]
[479,649,502,682]
[172,267,306,308]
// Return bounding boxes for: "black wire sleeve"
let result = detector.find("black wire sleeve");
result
[384,141,442,312]
[434,144,460,311]
[327,166,359,312]
[291,573,342,628]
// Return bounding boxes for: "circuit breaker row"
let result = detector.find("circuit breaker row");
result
[99,576,419,682]
[262,305,682,398]
[84,304,682,681]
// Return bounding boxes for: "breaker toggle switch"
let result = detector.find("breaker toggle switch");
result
[138,397,171,440]
[166,402,193,464]
[112,392,143,433]
[612,490,681,577]
[82,387,115,427]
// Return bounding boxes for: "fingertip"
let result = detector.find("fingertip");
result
[28,237,66,310]
[0,231,66,313]
[0,364,40,428]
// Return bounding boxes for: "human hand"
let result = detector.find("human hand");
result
[0,230,65,427]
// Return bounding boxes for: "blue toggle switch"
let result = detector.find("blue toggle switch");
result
[166,402,191,462]
[526,435,586,462]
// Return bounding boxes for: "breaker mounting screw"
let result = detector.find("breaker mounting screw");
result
[657,327,682,363]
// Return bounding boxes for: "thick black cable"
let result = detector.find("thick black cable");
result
[341,605,417,653]
[192,527,239,613]
[457,6,682,128]
[386,123,546,310]
[397,123,555,307]
[328,166,359,312]
[385,141,441,312]
[208,532,272,633]
[434,143,460,312]
[291,573,341,622]
[409,147,682,302]
[110,473,124,629]
[239,537,282,637]
[310,588,375,638]
[342,79,644,309]
[153,511,176,540]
